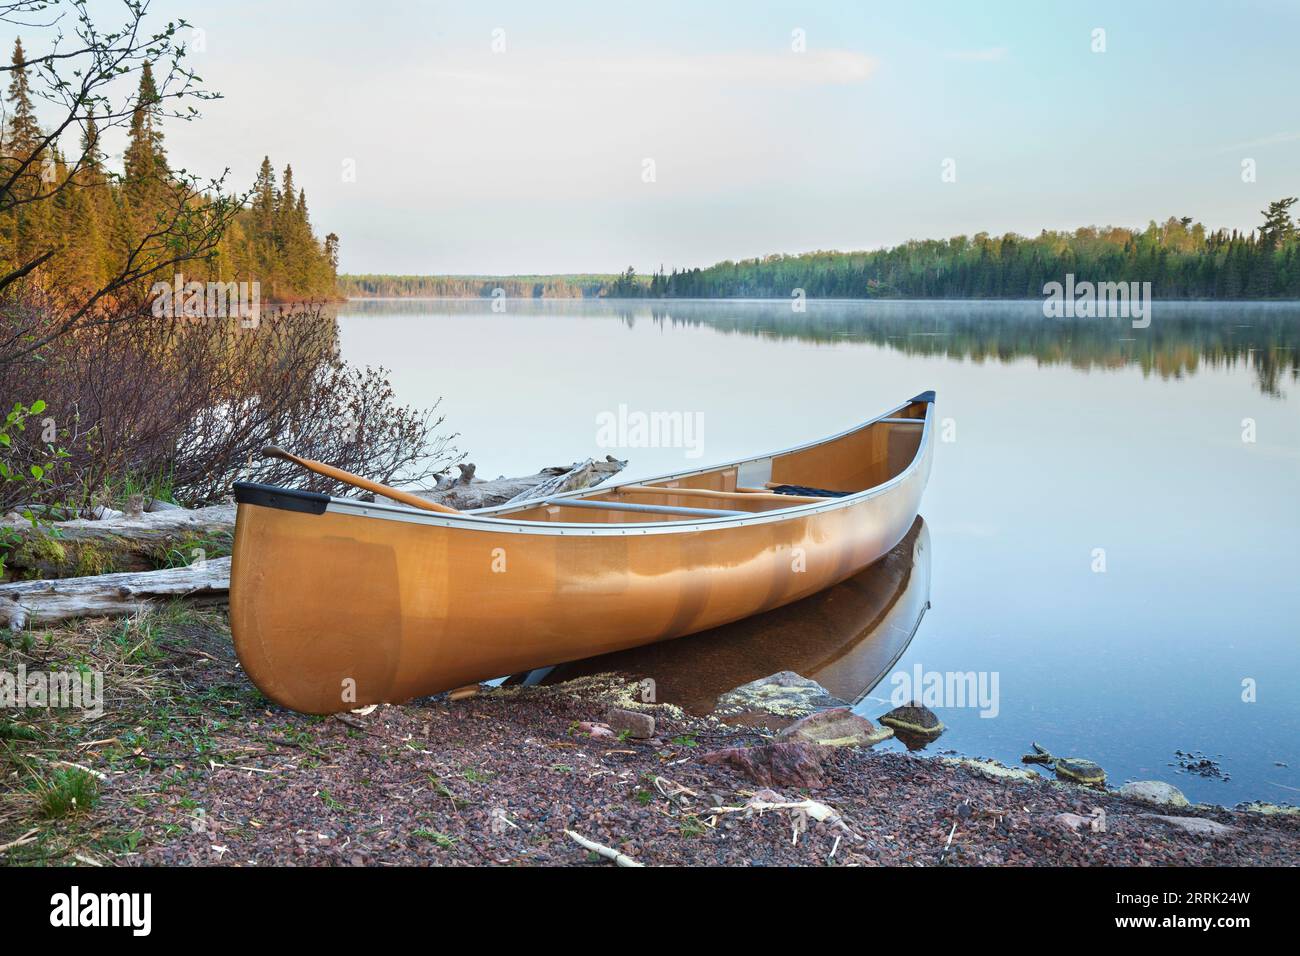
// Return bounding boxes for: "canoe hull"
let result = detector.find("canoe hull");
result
[533,516,931,715]
[229,400,934,714]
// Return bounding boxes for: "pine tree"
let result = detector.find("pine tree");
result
[123,61,171,234]
[66,178,109,291]
[79,116,105,181]
[1259,198,1298,248]
[6,38,42,162]
[252,157,276,233]
[5,36,51,262]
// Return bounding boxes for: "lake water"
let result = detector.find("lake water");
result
[337,298,1300,805]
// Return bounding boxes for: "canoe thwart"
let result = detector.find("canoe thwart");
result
[543,498,746,518]
[617,484,826,505]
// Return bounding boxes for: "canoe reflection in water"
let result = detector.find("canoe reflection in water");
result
[522,516,931,720]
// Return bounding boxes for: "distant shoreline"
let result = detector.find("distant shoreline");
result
[338,292,1300,304]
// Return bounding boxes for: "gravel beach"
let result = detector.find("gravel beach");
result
[2,610,1296,867]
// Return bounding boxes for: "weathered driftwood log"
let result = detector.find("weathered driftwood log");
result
[0,458,626,579]
[501,457,629,505]
[421,456,627,510]
[0,505,236,578]
[0,557,231,631]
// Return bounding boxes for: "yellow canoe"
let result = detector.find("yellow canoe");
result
[229,391,935,713]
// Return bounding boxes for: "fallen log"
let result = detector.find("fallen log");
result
[0,505,236,577]
[0,457,626,578]
[0,557,231,631]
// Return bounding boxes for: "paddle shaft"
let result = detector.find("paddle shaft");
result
[259,446,460,514]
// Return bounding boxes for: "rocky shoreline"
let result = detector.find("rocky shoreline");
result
[2,611,1294,867]
[128,678,1300,867]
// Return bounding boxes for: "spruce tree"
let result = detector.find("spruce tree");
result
[123,61,171,233]
[6,38,42,162]
[5,36,50,261]
[252,157,276,233]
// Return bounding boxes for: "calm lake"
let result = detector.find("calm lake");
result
[337,298,1300,805]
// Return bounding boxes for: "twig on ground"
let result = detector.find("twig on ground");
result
[0,828,40,854]
[564,829,644,867]
[43,758,108,781]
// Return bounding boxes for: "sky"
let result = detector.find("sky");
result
[9,0,1300,274]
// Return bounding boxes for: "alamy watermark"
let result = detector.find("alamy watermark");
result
[50,886,151,936]
[1042,274,1151,328]
[150,274,261,325]
[1,665,103,718]
[596,405,704,459]
[889,663,999,718]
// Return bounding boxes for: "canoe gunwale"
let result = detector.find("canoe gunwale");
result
[242,391,934,538]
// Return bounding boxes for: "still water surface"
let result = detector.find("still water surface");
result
[338,298,1300,804]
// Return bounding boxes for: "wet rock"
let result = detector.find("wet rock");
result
[607,708,654,739]
[777,707,893,748]
[1119,780,1189,808]
[701,741,826,789]
[1055,757,1106,787]
[1022,743,1105,787]
[714,671,845,719]
[1141,814,1240,839]
[879,701,944,737]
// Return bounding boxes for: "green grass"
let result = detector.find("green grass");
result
[412,828,457,848]
[0,720,40,741]
[89,468,178,510]
[109,615,163,663]
[36,766,100,819]
[152,532,233,570]
[319,788,347,811]
[678,817,707,838]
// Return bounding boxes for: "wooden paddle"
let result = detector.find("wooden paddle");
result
[259,446,460,514]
